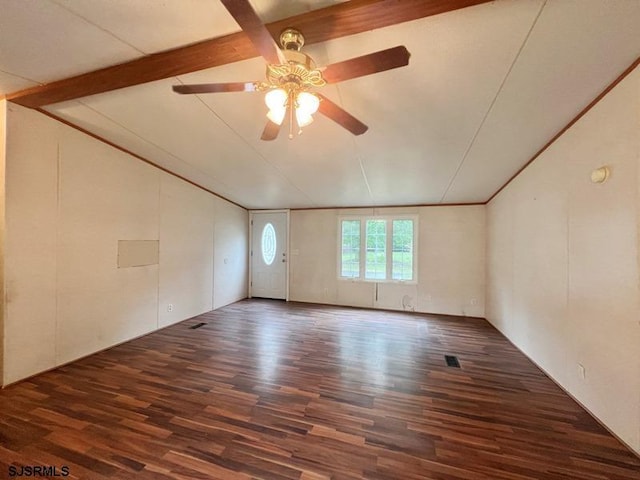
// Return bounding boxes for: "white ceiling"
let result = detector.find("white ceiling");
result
[1,0,639,209]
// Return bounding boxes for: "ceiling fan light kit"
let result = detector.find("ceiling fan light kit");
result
[173,0,411,141]
[260,31,323,138]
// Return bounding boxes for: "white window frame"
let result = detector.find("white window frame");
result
[337,215,418,284]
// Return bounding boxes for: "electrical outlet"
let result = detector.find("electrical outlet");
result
[167,304,174,313]
[470,298,477,306]
[578,363,586,380]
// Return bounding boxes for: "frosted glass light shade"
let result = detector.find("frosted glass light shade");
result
[267,107,286,125]
[296,91,319,115]
[265,88,287,110]
[296,109,314,127]
[264,89,319,129]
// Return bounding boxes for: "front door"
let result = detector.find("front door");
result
[250,211,288,299]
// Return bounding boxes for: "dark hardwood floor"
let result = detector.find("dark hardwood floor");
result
[1,299,639,479]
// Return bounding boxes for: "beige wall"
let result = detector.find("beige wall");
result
[486,68,640,454]
[158,175,214,328]
[290,205,485,316]
[213,198,249,310]
[2,104,248,385]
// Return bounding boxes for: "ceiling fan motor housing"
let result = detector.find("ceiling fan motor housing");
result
[265,49,326,90]
[280,28,305,51]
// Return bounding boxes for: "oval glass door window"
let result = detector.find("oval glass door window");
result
[261,223,276,265]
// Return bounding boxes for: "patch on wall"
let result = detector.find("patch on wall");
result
[402,295,415,311]
[117,240,159,268]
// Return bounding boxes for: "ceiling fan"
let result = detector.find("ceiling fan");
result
[172,0,411,141]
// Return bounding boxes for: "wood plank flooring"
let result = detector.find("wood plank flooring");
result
[1,299,639,479]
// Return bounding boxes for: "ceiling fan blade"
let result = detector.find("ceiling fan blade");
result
[261,120,281,141]
[220,0,284,65]
[322,46,410,84]
[317,94,368,136]
[172,82,258,94]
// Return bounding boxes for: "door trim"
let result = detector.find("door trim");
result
[248,209,290,301]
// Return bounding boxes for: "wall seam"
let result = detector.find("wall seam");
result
[211,198,216,310]
[156,173,161,330]
[54,139,60,367]
[0,101,6,387]
[636,93,640,450]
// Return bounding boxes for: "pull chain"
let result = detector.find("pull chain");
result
[288,90,294,140]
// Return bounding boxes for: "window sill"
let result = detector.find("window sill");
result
[338,277,417,285]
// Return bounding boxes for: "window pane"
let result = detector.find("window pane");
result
[392,219,413,280]
[365,219,386,280]
[261,223,276,265]
[341,220,360,277]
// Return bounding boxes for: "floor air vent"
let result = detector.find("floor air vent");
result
[190,322,206,330]
[445,355,460,368]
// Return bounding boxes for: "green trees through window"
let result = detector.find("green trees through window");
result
[339,216,416,282]
[340,220,360,277]
[365,219,386,279]
[392,219,413,281]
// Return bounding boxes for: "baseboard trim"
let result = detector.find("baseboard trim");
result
[281,298,640,459]
[284,298,485,322]
[484,318,640,460]
[1,299,249,389]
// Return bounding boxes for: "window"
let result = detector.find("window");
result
[339,216,417,282]
[261,223,276,265]
[392,219,413,281]
[365,219,386,279]
[340,220,360,277]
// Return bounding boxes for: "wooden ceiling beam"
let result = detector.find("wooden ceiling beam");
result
[7,0,491,108]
